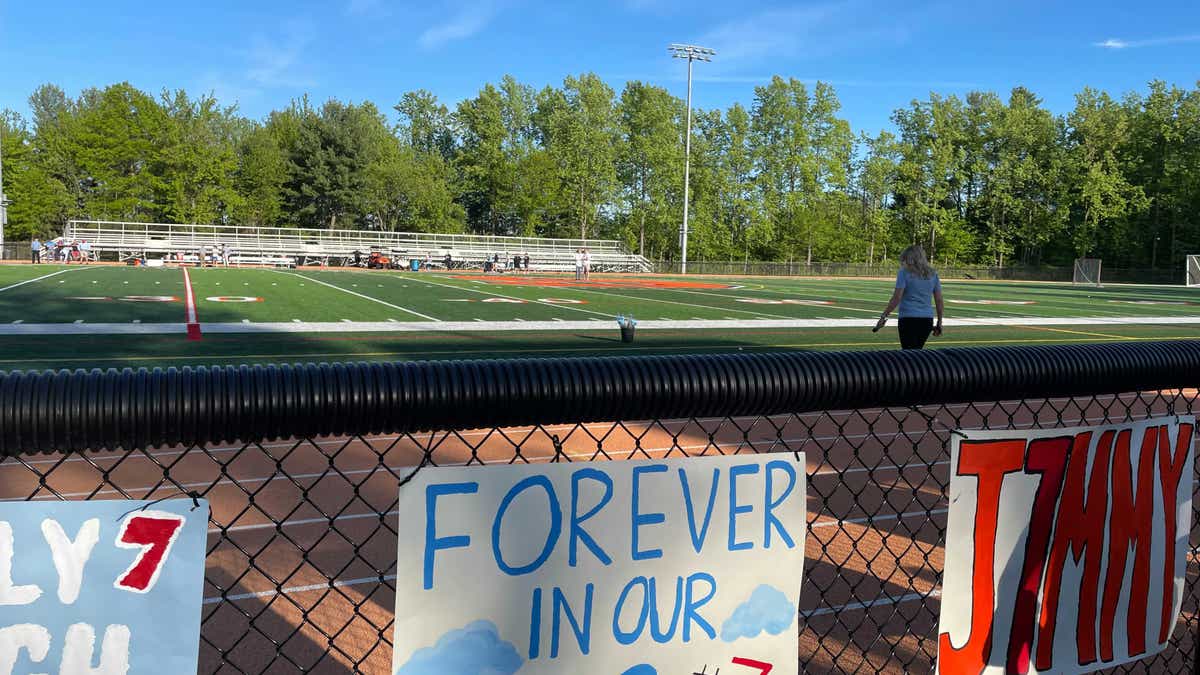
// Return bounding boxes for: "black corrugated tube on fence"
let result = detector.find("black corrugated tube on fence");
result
[2,340,1200,456]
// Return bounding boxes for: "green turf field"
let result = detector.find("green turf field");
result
[1,263,1197,369]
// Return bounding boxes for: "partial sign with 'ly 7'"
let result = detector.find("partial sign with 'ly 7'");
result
[0,498,208,674]
[938,417,1194,674]
[392,454,806,675]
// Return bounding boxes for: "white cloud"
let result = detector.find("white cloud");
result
[693,1,910,68]
[1094,34,1200,49]
[243,20,317,88]
[418,1,500,50]
[346,0,381,14]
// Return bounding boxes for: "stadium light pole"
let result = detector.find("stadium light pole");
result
[668,43,714,274]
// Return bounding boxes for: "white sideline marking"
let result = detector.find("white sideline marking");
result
[10,320,21,325]
[182,267,198,325]
[280,272,440,321]
[0,315,1197,335]
[0,268,77,293]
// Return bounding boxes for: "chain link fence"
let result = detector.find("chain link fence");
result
[653,260,1184,284]
[2,344,1199,673]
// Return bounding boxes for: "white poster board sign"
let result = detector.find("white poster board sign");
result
[393,454,806,675]
[938,416,1194,674]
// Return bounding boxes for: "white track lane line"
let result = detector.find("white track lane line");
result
[0,268,78,293]
[279,272,441,321]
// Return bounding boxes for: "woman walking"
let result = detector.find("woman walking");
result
[874,245,944,349]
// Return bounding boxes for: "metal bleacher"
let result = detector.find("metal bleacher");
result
[64,220,653,272]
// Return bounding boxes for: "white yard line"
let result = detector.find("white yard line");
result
[0,268,78,293]
[402,274,613,318]
[279,272,440,321]
[182,266,201,340]
[562,283,796,319]
[0,314,1194,335]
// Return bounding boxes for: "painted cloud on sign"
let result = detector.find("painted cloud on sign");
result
[721,584,796,642]
[394,620,523,675]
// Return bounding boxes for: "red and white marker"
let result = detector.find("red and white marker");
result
[182,267,201,341]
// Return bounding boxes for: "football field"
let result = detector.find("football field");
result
[1,263,1199,369]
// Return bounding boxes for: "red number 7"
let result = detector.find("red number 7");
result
[114,511,186,593]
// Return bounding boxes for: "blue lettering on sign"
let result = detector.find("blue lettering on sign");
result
[569,469,613,567]
[764,461,798,549]
[612,577,649,645]
[683,572,718,642]
[492,476,561,576]
[424,482,479,590]
[648,576,684,643]
[551,584,594,658]
[631,465,668,561]
[678,468,720,554]
[528,587,543,659]
[727,464,759,551]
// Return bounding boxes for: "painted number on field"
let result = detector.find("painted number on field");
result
[120,296,180,303]
[736,298,832,306]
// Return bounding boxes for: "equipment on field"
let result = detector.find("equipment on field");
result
[366,250,401,270]
[617,315,636,343]
[1187,255,1200,287]
[1073,257,1102,286]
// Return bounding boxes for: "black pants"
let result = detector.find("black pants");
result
[32,251,41,263]
[898,317,934,350]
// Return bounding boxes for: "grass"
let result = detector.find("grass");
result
[1,263,1197,370]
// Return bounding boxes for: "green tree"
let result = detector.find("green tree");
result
[233,122,287,227]
[539,74,619,240]
[616,81,682,257]
[2,111,71,238]
[1065,88,1148,258]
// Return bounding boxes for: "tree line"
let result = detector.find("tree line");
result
[2,76,1198,269]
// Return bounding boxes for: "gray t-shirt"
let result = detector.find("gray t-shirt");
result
[896,268,941,319]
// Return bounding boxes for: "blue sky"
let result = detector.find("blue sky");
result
[1,0,1197,135]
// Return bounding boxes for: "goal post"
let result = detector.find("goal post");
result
[1187,255,1200,287]
[1073,258,1102,286]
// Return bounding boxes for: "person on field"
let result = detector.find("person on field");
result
[582,248,592,281]
[874,244,944,350]
[79,240,92,264]
[31,238,42,264]
[574,249,583,281]
[522,252,530,274]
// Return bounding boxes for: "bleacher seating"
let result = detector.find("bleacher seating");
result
[64,220,652,272]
